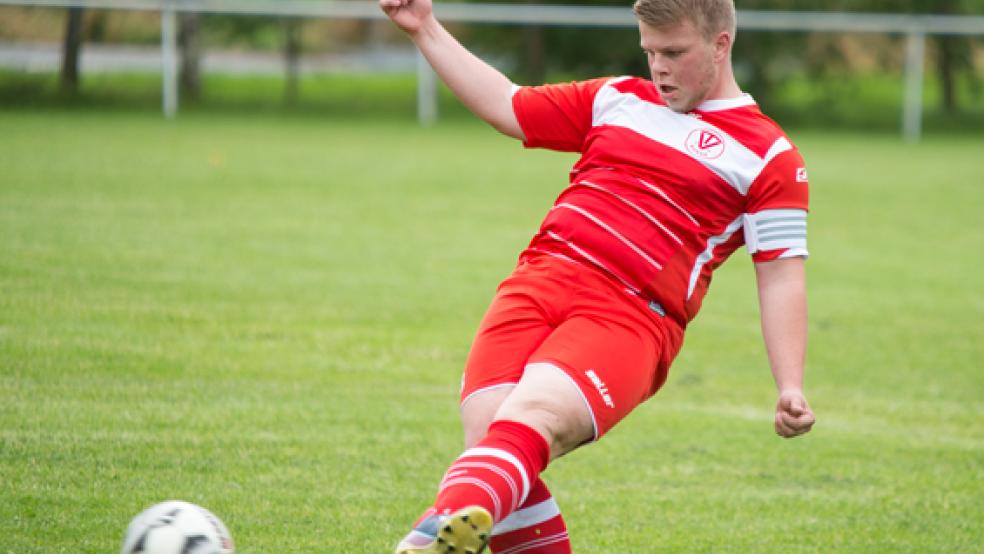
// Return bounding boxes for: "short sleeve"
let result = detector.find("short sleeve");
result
[743,147,810,262]
[512,78,610,152]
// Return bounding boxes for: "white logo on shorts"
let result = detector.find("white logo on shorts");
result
[585,370,615,409]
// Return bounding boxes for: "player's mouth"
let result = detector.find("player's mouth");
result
[658,84,678,98]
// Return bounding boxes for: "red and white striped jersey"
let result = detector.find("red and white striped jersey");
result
[512,76,809,327]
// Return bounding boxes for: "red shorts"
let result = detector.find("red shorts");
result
[460,254,684,440]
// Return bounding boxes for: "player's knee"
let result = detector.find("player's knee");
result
[462,418,493,449]
[460,385,514,448]
[494,399,588,457]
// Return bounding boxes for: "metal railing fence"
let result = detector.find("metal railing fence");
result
[2,0,983,140]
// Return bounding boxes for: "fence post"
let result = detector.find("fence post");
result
[902,31,925,143]
[161,6,178,118]
[416,49,437,126]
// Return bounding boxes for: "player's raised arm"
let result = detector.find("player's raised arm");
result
[380,0,525,139]
[754,256,815,438]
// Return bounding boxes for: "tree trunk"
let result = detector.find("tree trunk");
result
[522,26,545,84]
[935,0,960,113]
[938,37,957,113]
[178,13,202,102]
[284,18,301,106]
[60,7,84,94]
[522,0,545,84]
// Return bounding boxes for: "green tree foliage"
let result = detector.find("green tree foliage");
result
[204,14,283,50]
[460,0,647,83]
[462,0,981,113]
[752,0,984,114]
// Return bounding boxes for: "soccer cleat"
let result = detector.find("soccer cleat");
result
[394,506,493,554]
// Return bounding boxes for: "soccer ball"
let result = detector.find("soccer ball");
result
[121,500,234,554]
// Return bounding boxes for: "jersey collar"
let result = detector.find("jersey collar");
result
[695,94,757,112]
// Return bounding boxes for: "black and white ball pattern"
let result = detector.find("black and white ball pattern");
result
[122,500,234,554]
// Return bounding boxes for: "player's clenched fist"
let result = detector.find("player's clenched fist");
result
[774,389,815,438]
[380,0,434,35]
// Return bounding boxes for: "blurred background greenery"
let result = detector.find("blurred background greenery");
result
[0,1,981,130]
[1,3,982,551]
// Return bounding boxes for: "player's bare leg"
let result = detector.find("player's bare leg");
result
[459,380,574,552]
[395,364,589,553]
[485,365,584,552]
[492,363,594,459]
[461,385,515,449]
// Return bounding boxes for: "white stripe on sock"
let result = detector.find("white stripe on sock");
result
[458,447,532,506]
[491,498,562,536]
[496,532,571,554]
[440,476,503,522]
[444,461,520,512]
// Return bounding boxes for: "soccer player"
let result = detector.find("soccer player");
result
[379,0,816,552]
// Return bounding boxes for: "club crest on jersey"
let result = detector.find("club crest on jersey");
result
[796,167,809,183]
[685,128,725,159]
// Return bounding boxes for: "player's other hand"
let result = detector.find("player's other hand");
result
[774,389,815,438]
[379,0,433,35]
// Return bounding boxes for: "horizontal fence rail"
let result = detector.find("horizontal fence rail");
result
[2,0,983,138]
[2,0,983,34]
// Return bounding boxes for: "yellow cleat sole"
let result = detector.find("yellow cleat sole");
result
[396,506,493,554]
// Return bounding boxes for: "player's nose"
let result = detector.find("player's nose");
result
[648,55,670,76]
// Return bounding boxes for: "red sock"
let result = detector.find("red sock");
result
[490,478,571,553]
[431,420,550,524]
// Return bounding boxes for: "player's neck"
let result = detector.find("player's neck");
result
[706,64,743,101]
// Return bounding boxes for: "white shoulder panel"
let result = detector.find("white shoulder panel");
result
[591,85,790,196]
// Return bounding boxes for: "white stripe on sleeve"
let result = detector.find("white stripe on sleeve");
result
[743,208,808,256]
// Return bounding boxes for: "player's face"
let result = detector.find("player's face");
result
[639,19,724,113]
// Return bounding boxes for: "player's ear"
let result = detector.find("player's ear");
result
[712,30,732,62]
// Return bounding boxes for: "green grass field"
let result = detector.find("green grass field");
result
[3,68,983,133]
[1,109,982,552]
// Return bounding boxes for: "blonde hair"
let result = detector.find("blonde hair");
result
[632,0,737,40]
